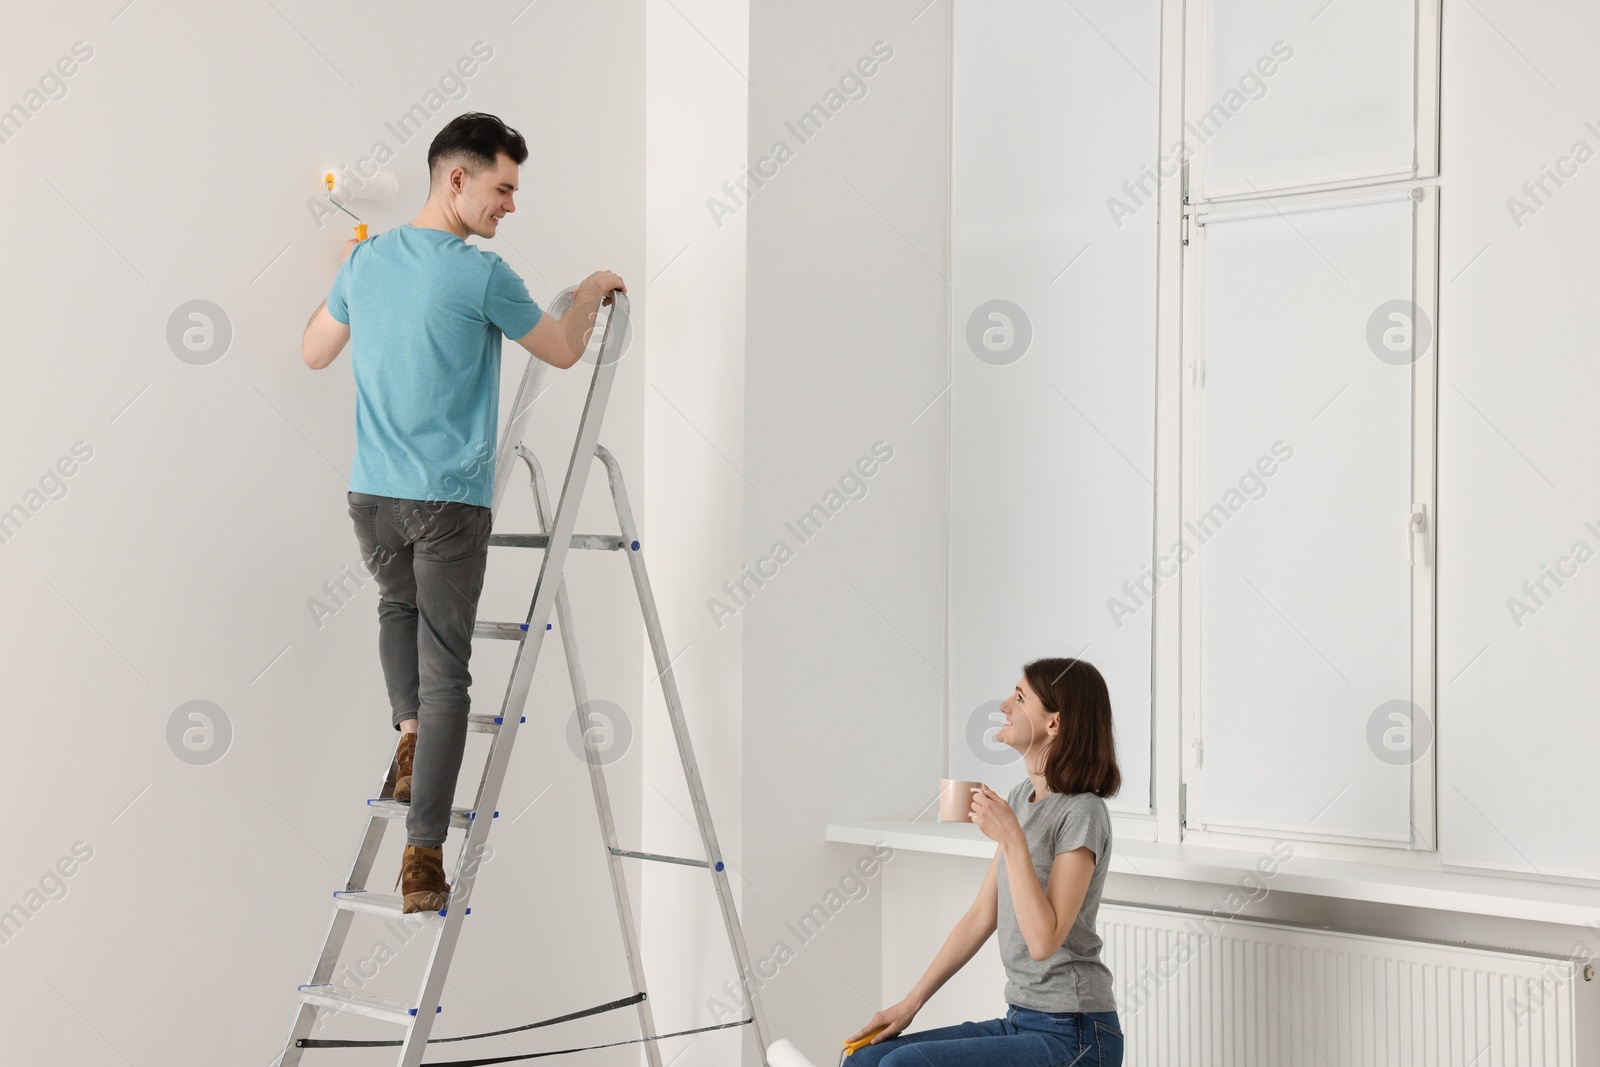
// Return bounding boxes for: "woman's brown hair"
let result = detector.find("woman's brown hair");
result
[1024,657,1121,798]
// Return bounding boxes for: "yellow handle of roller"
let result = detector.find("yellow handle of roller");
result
[327,172,368,240]
[842,1027,886,1057]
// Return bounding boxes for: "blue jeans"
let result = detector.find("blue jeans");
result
[848,1005,1123,1067]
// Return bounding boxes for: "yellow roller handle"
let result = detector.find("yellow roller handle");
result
[842,1027,887,1057]
[326,173,368,240]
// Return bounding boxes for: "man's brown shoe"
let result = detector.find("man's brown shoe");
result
[396,844,450,914]
[393,731,417,803]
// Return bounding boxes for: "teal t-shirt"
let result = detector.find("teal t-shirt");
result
[325,223,543,508]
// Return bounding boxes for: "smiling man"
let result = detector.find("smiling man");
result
[300,111,625,913]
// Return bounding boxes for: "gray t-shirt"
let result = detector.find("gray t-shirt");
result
[994,778,1116,1012]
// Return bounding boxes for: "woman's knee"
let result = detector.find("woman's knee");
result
[875,1044,925,1067]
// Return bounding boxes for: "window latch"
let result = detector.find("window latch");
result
[1407,504,1429,566]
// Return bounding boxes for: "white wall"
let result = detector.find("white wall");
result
[640,0,750,1062]
[1435,0,1600,878]
[742,2,950,1063]
[946,0,1160,812]
[0,3,647,1063]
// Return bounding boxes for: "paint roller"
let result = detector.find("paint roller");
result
[322,168,400,242]
[767,1026,886,1067]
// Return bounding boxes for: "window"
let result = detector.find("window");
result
[946,0,1443,855]
[1177,0,1443,850]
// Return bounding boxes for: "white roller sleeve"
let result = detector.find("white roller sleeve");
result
[767,1039,825,1067]
[326,169,400,202]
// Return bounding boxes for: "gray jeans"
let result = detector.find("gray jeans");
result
[347,491,492,849]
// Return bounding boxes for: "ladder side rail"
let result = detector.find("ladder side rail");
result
[490,288,575,517]
[395,292,630,1067]
[277,908,358,1066]
[593,444,774,1062]
[520,443,664,1067]
[278,756,400,1064]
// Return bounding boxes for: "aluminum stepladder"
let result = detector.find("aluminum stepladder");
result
[278,289,773,1067]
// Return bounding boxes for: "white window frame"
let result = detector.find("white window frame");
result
[1140,0,1444,860]
[1178,183,1440,851]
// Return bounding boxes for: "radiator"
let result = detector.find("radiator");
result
[1100,903,1594,1066]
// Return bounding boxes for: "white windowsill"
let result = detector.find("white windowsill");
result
[826,820,1600,929]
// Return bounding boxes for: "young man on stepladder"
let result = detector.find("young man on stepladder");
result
[299,111,625,913]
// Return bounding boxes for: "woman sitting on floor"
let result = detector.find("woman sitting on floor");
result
[846,656,1124,1067]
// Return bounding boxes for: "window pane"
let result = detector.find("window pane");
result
[1195,195,1416,839]
[1198,0,1416,196]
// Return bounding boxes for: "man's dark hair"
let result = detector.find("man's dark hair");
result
[427,112,528,189]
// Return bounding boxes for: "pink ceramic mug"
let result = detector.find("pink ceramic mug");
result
[939,779,984,822]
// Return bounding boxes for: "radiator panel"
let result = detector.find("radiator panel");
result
[1101,904,1582,1066]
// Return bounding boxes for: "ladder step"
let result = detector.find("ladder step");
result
[367,799,495,829]
[297,985,440,1025]
[468,713,525,734]
[489,532,634,551]
[474,620,557,641]
[609,847,718,870]
[332,890,469,926]
[475,620,531,641]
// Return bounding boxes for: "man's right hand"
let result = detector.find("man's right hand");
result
[515,270,629,369]
[581,270,627,306]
